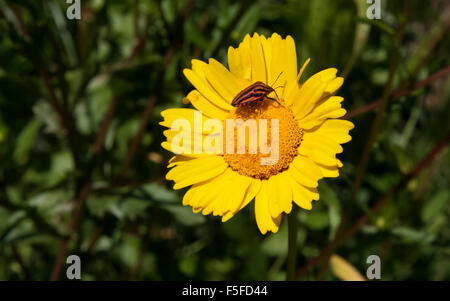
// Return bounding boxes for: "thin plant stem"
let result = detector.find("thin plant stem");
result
[344,65,450,119]
[287,207,298,281]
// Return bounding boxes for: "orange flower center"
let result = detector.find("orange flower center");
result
[223,99,303,179]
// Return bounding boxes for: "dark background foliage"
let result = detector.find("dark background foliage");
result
[0,0,449,280]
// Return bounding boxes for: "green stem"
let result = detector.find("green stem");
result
[287,207,298,281]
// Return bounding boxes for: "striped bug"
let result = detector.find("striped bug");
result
[231,73,284,107]
[231,72,283,107]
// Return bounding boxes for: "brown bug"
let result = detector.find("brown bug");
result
[231,73,284,107]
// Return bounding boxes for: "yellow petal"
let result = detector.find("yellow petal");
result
[325,77,344,95]
[163,128,204,147]
[298,144,337,167]
[280,35,298,103]
[287,163,319,188]
[182,184,200,206]
[255,181,282,234]
[162,114,219,156]
[296,58,311,84]
[301,132,344,155]
[203,169,235,216]
[250,33,268,83]
[216,169,252,216]
[291,79,329,120]
[267,34,298,106]
[162,119,222,155]
[291,155,323,182]
[228,34,252,80]
[222,178,262,222]
[166,156,227,189]
[330,254,366,281]
[298,96,346,130]
[168,155,196,168]
[270,172,293,214]
[183,90,230,120]
[184,168,253,221]
[161,141,206,158]
[184,62,233,111]
[284,35,298,84]
[298,119,353,172]
[160,108,208,129]
[268,33,288,96]
[299,185,320,201]
[308,119,354,144]
[316,163,340,178]
[287,174,313,210]
[204,58,242,102]
[191,178,223,209]
[238,178,262,210]
[261,34,273,82]
[291,68,339,119]
[267,175,281,218]
[213,57,247,88]
[190,173,229,211]
[311,68,338,82]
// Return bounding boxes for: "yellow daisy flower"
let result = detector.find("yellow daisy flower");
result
[160,33,354,234]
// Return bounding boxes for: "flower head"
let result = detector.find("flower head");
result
[160,33,354,234]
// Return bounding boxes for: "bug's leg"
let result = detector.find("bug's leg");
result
[247,101,260,114]
[271,89,283,105]
[247,102,257,115]
[267,96,281,106]
[256,104,260,115]
[258,101,264,115]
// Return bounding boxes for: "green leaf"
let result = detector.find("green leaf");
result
[391,227,434,244]
[261,221,288,256]
[0,211,26,242]
[422,191,449,224]
[86,195,120,218]
[140,183,178,203]
[355,17,395,35]
[13,119,41,165]
[119,199,151,221]
[303,209,329,230]
[164,206,206,226]
[28,190,69,213]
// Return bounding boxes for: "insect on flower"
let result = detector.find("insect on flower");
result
[231,72,284,107]
[161,33,354,235]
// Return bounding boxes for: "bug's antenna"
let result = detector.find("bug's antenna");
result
[273,90,280,100]
[270,72,284,87]
[271,84,285,103]
[266,72,285,105]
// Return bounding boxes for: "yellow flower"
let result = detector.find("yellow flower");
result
[160,33,354,234]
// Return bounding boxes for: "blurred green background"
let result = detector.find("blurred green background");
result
[0,0,449,281]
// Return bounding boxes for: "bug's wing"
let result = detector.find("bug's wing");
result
[232,82,269,106]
